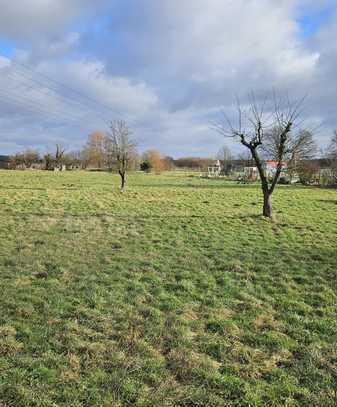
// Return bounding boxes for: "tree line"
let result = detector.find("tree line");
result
[8,133,248,173]
[5,94,337,218]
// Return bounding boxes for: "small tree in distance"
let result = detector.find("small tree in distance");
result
[108,120,135,192]
[214,93,311,219]
[140,160,152,172]
[329,131,337,158]
[44,153,53,170]
[83,132,107,169]
[55,144,66,170]
[217,145,234,175]
[142,150,165,174]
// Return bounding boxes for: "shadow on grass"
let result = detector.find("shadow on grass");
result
[317,199,337,205]
[0,186,84,191]
[0,186,48,191]
[0,211,267,222]
[130,183,260,190]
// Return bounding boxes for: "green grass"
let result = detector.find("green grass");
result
[0,170,336,406]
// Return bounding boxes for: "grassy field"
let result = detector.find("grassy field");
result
[0,170,336,407]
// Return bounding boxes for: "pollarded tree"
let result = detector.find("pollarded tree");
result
[107,120,135,192]
[214,94,310,219]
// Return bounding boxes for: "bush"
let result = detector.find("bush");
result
[140,161,152,172]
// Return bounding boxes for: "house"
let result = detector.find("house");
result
[207,160,222,177]
[264,160,288,177]
[241,161,288,183]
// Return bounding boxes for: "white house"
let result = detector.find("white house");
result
[208,160,222,177]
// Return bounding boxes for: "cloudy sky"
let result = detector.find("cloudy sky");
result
[0,0,336,157]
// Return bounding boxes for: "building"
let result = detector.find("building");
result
[207,160,222,177]
[264,160,288,177]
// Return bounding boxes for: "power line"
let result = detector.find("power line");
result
[2,69,109,125]
[7,59,118,123]
[0,87,93,127]
[0,57,140,135]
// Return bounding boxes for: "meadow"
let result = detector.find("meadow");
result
[0,170,336,407]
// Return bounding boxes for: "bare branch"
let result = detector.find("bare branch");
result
[213,91,306,218]
[107,120,135,191]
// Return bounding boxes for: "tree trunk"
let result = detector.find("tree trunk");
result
[119,171,126,192]
[263,189,273,218]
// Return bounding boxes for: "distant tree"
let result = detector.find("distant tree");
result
[22,149,40,168]
[330,131,337,157]
[142,150,165,173]
[297,161,320,185]
[236,151,254,168]
[128,149,140,171]
[8,154,20,170]
[44,153,53,170]
[174,157,213,170]
[103,136,114,170]
[140,160,152,172]
[83,131,107,169]
[214,93,305,219]
[217,145,234,175]
[55,144,66,170]
[162,156,175,171]
[9,149,40,169]
[63,151,82,169]
[107,120,135,191]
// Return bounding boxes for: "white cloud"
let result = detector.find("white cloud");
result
[0,0,336,155]
[0,56,159,152]
[0,0,103,39]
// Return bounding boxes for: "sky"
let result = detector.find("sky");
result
[0,0,336,157]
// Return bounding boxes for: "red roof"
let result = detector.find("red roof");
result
[266,160,287,168]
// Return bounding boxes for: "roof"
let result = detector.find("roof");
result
[265,160,287,168]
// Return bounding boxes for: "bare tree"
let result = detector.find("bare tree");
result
[214,93,306,219]
[328,131,337,158]
[217,145,234,175]
[83,132,108,169]
[107,120,135,191]
[43,153,53,170]
[22,149,40,168]
[55,144,66,170]
[237,150,254,168]
[9,149,40,169]
[297,161,320,185]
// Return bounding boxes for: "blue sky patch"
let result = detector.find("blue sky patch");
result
[298,6,334,38]
[0,38,14,57]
